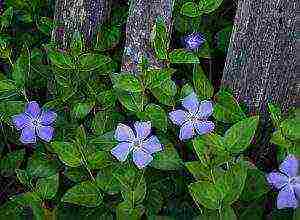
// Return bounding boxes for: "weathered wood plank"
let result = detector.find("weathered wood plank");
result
[221,0,297,115]
[121,0,174,74]
[52,0,111,48]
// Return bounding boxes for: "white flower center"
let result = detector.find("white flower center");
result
[132,138,143,151]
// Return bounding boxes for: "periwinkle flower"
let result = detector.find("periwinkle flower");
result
[183,32,206,51]
[266,154,300,209]
[169,92,214,141]
[12,101,57,144]
[111,121,163,169]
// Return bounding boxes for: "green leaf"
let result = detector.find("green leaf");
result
[115,89,145,112]
[0,7,13,29]
[224,116,259,153]
[78,53,111,72]
[150,142,182,170]
[213,89,246,123]
[0,149,25,177]
[181,83,194,99]
[180,2,202,17]
[96,166,121,194]
[0,101,25,124]
[95,25,121,51]
[144,67,175,89]
[193,64,214,100]
[202,0,224,14]
[116,201,145,220]
[188,180,223,210]
[89,131,118,151]
[152,16,169,60]
[151,79,177,106]
[37,17,56,36]
[216,161,248,205]
[51,141,82,167]
[48,49,74,69]
[268,102,282,128]
[62,181,103,207]
[12,51,29,88]
[96,90,117,109]
[64,167,89,183]
[0,80,17,93]
[280,118,300,141]
[138,104,168,132]
[270,130,293,148]
[70,31,84,56]
[169,49,199,64]
[185,161,211,181]
[144,189,163,215]
[72,102,94,120]
[87,150,113,169]
[121,176,147,204]
[112,73,143,92]
[220,206,237,220]
[15,169,31,187]
[240,167,269,202]
[35,174,59,200]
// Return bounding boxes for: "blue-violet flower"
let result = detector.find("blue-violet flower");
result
[183,32,205,51]
[12,101,57,144]
[169,92,214,141]
[266,154,300,209]
[111,121,163,169]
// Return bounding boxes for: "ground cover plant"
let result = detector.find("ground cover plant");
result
[0,0,299,219]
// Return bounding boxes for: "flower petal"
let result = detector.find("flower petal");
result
[179,121,195,141]
[36,126,54,142]
[182,92,199,114]
[279,154,299,177]
[12,113,31,130]
[111,142,133,162]
[39,111,57,126]
[293,183,300,199]
[134,121,151,140]
[20,126,36,144]
[197,100,213,118]
[169,110,188,126]
[132,148,153,169]
[143,135,163,154]
[194,121,215,135]
[114,123,135,142]
[266,172,289,189]
[25,101,41,119]
[277,185,299,209]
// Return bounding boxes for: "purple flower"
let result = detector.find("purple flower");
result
[183,32,206,51]
[169,92,214,141]
[266,155,300,209]
[12,101,57,144]
[110,121,163,169]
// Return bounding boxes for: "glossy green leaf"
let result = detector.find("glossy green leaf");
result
[116,201,145,220]
[95,25,121,51]
[95,166,121,194]
[202,0,224,14]
[72,102,94,120]
[115,89,145,112]
[51,141,81,167]
[145,67,175,89]
[35,173,59,200]
[189,180,223,210]
[62,181,103,207]
[180,2,202,17]
[15,169,31,187]
[121,176,147,204]
[169,49,199,64]
[138,104,168,132]
[48,49,74,69]
[112,73,143,92]
[0,80,17,93]
[213,89,246,123]
[151,142,182,170]
[267,102,282,128]
[280,118,300,141]
[0,7,13,29]
[240,167,269,202]
[70,31,84,56]
[78,53,111,72]
[185,161,211,181]
[151,79,177,106]
[12,51,29,88]
[224,116,259,153]
[193,64,214,100]
[0,149,25,177]
[152,16,169,60]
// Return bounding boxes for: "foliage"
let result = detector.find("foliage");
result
[0,0,298,219]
